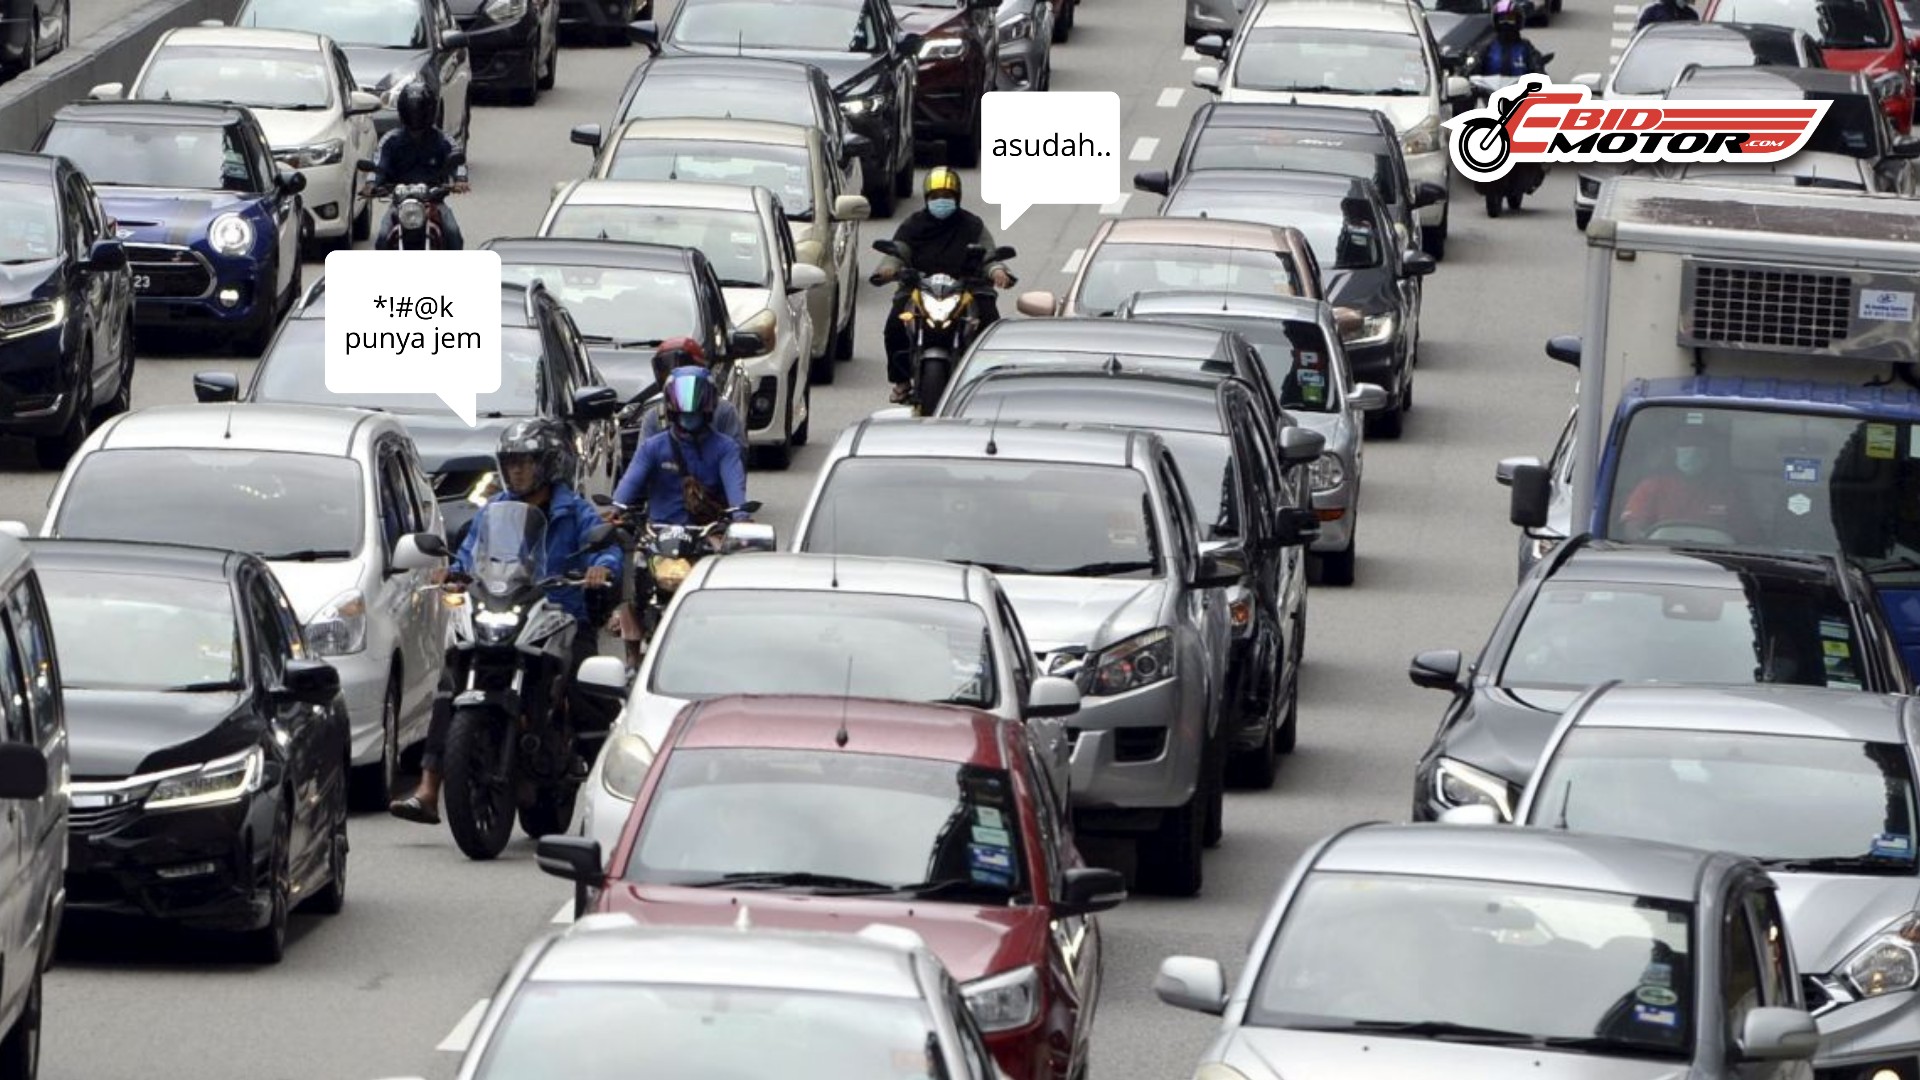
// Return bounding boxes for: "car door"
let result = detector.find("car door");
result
[991,585,1068,790]
[241,119,300,287]
[0,606,33,1016]
[1020,733,1098,1073]
[243,568,324,863]
[820,135,858,312]
[57,169,111,398]
[334,44,377,167]
[433,0,473,140]
[73,173,130,367]
[555,310,619,497]
[769,195,814,352]
[1,573,63,987]
[1722,876,1811,1080]
[1155,452,1232,706]
[395,440,449,722]
[372,434,430,700]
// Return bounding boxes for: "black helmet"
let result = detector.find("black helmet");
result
[397,81,438,134]
[495,417,575,496]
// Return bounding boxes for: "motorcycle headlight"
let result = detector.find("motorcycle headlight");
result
[649,556,692,592]
[475,608,519,644]
[1345,313,1395,347]
[997,13,1032,41]
[208,212,255,256]
[962,965,1040,1032]
[467,470,501,507]
[1433,757,1515,820]
[919,36,966,60]
[840,89,888,116]
[1402,116,1441,156]
[304,590,367,656]
[1842,912,1920,998]
[276,139,343,169]
[397,201,427,230]
[1082,628,1175,697]
[0,297,64,336]
[601,732,656,801]
[484,0,528,21]
[921,292,961,323]
[146,747,265,811]
[1310,453,1346,493]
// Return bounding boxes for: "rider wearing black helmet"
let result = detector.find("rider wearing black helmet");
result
[365,80,468,250]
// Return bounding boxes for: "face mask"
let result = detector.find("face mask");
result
[1675,446,1707,476]
[927,197,958,220]
[674,412,706,433]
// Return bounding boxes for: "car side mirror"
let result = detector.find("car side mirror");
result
[1024,675,1080,719]
[1893,135,1920,158]
[1544,333,1581,366]
[442,29,470,48]
[1445,75,1471,101]
[1272,506,1320,547]
[347,90,382,116]
[88,82,125,100]
[536,834,606,919]
[570,123,602,151]
[1412,181,1446,209]
[1192,544,1247,588]
[1495,454,1542,488]
[1192,65,1222,93]
[628,19,661,51]
[1133,168,1171,195]
[789,263,829,294]
[1408,648,1464,690]
[192,371,240,402]
[1509,463,1551,528]
[721,522,777,553]
[278,657,342,706]
[1349,382,1388,412]
[1015,290,1059,317]
[729,329,768,356]
[0,523,28,539]
[577,655,630,695]
[1736,1007,1821,1061]
[86,239,127,272]
[1437,803,1502,826]
[1055,867,1126,917]
[1154,956,1228,1015]
[0,743,47,800]
[1193,33,1228,59]
[1572,72,1602,92]
[898,31,924,53]
[1402,250,1436,277]
[279,170,307,194]
[1278,425,1325,466]
[390,531,447,572]
[573,384,621,421]
[833,194,872,221]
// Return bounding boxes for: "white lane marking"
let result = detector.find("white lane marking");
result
[1612,3,1636,10]
[1156,87,1185,108]
[1062,247,1086,274]
[1100,194,1132,215]
[1181,46,1202,60]
[437,998,490,1053]
[1129,136,1159,161]
[1609,36,1629,48]
[551,899,574,924]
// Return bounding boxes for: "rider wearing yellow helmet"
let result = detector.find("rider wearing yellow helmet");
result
[872,168,1014,404]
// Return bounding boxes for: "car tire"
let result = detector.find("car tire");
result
[1226,644,1282,789]
[349,677,401,810]
[1575,207,1591,231]
[1201,731,1225,848]
[238,267,280,357]
[538,33,558,90]
[1421,222,1446,259]
[894,156,914,198]
[1138,774,1207,897]
[755,378,794,470]
[241,801,291,964]
[33,350,90,471]
[792,378,811,446]
[810,325,837,385]
[869,169,898,218]
[1366,401,1404,439]
[1054,0,1073,41]
[1317,532,1356,586]
[0,966,40,1080]
[1274,621,1301,755]
[948,106,982,167]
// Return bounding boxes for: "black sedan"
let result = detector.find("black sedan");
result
[31,539,349,963]
[1418,0,1495,71]
[1407,537,1914,823]
[0,151,135,469]
[0,0,66,77]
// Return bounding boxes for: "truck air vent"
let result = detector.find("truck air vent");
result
[1686,264,1851,351]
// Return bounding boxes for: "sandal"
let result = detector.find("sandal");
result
[388,795,441,825]
[890,382,913,404]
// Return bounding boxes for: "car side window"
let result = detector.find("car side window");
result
[333,47,358,107]
[376,440,422,554]
[768,200,797,276]
[1157,455,1198,576]
[993,590,1036,698]
[264,573,309,661]
[1723,896,1765,1038]
[402,445,438,529]
[243,122,277,191]
[1746,888,1796,1007]
[240,573,288,684]
[64,175,98,248]
[0,612,30,746]
[55,176,84,258]
[7,577,58,746]
[1022,740,1065,891]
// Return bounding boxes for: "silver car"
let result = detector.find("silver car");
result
[1508,683,1920,1079]
[568,552,1083,856]
[792,418,1244,897]
[1156,822,1821,1079]
[995,0,1055,90]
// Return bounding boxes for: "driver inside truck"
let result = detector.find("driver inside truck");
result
[1617,411,1753,543]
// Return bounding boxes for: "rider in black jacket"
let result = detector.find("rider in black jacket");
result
[872,167,1012,404]
[364,81,467,250]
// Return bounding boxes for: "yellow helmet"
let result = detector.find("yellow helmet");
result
[924,166,962,201]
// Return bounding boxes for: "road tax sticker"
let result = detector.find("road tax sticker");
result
[968,844,1013,878]
[1824,639,1853,659]
[1871,833,1913,857]
[974,806,1005,829]
[1640,962,1672,988]
[972,826,1012,848]
[1861,290,1916,323]
[1820,618,1851,640]
[1635,986,1679,1007]
[1633,1005,1679,1028]
[1298,369,1326,405]
[1869,423,1899,459]
[1783,457,1820,484]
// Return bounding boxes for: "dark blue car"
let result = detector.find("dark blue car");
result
[37,99,306,356]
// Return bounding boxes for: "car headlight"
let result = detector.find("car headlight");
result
[1841,912,1920,998]
[146,746,265,811]
[275,139,343,169]
[962,965,1040,1032]
[1310,453,1346,493]
[209,213,255,256]
[0,297,65,335]
[1874,69,1909,102]
[380,76,416,109]
[467,470,501,507]
[1578,175,1602,199]
[1345,313,1395,347]
[919,36,966,60]
[484,0,528,21]
[1402,116,1441,156]
[305,590,368,656]
[921,292,961,322]
[840,90,888,116]
[1082,628,1175,697]
[1433,757,1514,820]
[997,13,1032,40]
[601,732,656,801]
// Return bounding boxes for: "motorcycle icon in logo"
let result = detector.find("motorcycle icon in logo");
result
[1452,76,1543,175]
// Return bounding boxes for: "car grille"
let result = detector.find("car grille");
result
[69,793,142,836]
[126,244,215,300]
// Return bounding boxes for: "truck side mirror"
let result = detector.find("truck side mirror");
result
[1509,464,1551,528]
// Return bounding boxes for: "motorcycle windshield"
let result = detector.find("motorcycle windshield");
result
[469,501,548,597]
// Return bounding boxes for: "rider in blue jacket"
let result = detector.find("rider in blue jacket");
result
[1474,0,1547,76]
[612,367,751,522]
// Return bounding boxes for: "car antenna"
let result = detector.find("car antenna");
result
[223,405,234,440]
[835,657,853,747]
[830,498,841,588]
[737,30,743,55]
[986,397,1004,456]
[1220,231,1238,312]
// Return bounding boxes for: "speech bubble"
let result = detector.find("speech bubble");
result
[324,250,503,426]
[980,90,1122,231]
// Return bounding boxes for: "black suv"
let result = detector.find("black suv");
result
[1407,537,1915,822]
[449,0,558,105]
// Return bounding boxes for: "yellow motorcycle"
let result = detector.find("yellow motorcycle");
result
[873,239,1017,415]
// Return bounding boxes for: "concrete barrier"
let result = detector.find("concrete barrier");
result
[0,0,246,152]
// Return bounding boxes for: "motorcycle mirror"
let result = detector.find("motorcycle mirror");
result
[591,493,613,506]
[988,245,1016,262]
[871,238,902,257]
[446,150,466,171]
[355,158,377,173]
[737,500,762,514]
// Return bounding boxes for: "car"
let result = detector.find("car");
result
[630,0,921,215]
[90,26,382,253]
[1154,823,1822,1078]
[938,369,1322,789]
[993,0,1056,90]
[414,914,1013,1080]
[1569,21,1826,102]
[0,151,134,470]
[31,539,349,963]
[11,404,454,810]
[793,418,1245,896]
[1116,291,1385,584]
[232,0,473,149]
[1014,216,1324,319]
[1704,0,1913,132]
[0,0,66,76]
[539,179,825,468]
[446,0,558,105]
[1509,683,1920,1080]
[1191,0,1468,258]
[36,100,305,358]
[1418,0,1495,74]
[565,552,1082,854]
[556,0,649,43]
[1406,537,1913,822]
[540,695,1121,1080]
[193,278,625,546]
[891,0,998,164]
[582,118,871,382]
[1153,169,1433,436]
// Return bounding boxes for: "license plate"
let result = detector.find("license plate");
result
[132,273,151,292]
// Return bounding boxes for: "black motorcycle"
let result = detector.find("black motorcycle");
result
[871,239,1016,415]
[593,495,772,655]
[355,151,465,250]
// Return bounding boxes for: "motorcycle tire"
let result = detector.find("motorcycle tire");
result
[1506,189,1524,210]
[1485,189,1503,217]
[443,707,517,860]
[915,355,952,417]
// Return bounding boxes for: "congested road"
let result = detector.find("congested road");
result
[17,0,1611,1074]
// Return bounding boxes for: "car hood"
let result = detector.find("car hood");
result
[599,882,1046,982]
[385,411,514,475]
[1290,409,1348,448]
[66,687,254,779]
[1221,1028,1690,1080]
[722,286,775,327]
[252,109,340,151]
[893,5,964,37]
[341,45,432,92]
[0,258,62,305]
[667,42,885,91]
[1773,873,1920,975]
[995,576,1167,654]
[1447,685,1581,790]
[263,560,363,624]
[1223,92,1431,133]
[101,186,251,242]
[1429,11,1491,54]
[1326,267,1397,318]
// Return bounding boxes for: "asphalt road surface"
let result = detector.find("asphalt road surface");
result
[17,2,1614,1076]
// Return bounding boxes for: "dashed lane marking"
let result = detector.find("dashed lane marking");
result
[1180,46,1202,60]
[437,999,490,1053]
[1100,194,1132,215]
[1130,136,1159,161]
[551,899,574,924]
[1157,87,1185,107]
[1062,247,1086,274]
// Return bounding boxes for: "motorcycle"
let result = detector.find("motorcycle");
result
[354,150,465,250]
[871,239,1017,416]
[593,495,774,659]
[1469,58,1552,217]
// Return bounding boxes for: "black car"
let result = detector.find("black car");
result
[1416,0,1495,72]
[0,151,134,469]
[233,0,475,148]
[449,0,558,105]
[32,539,350,963]
[1407,537,1914,823]
[940,367,1317,787]
[630,0,921,215]
[192,279,624,545]
[0,0,66,77]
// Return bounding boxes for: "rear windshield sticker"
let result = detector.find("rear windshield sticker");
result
[1871,833,1913,858]
[1640,962,1672,988]
[973,806,1004,829]
[1784,457,1820,484]
[1787,493,1812,516]
[971,826,1011,848]
[1860,289,1915,323]
[1825,654,1859,681]
[1635,986,1679,1007]
[1819,619,1851,640]
[1868,424,1898,459]
[1823,639,1853,659]
[968,844,1013,879]
[1633,1005,1679,1028]
[964,774,1009,808]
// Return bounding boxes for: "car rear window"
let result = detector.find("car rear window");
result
[1190,128,1401,204]
[1709,0,1891,48]
[1612,33,1804,95]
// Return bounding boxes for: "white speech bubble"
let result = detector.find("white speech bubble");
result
[323,250,503,426]
[980,91,1122,231]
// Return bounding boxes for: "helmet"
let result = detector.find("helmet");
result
[662,366,718,434]
[650,335,708,385]
[924,166,962,202]
[1492,0,1523,27]
[397,81,438,134]
[495,417,575,496]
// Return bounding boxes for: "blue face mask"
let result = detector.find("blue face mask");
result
[927,197,958,219]
[674,411,706,433]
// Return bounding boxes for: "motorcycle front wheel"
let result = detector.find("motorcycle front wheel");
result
[915,353,953,417]
[444,707,517,860]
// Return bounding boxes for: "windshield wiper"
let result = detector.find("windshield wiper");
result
[1034,560,1156,577]
[1370,87,1426,95]
[578,333,661,349]
[948,558,1033,574]
[1533,1036,1685,1059]
[717,278,767,289]
[160,680,243,692]
[893,877,1018,900]
[1303,1020,1536,1044]
[257,549,353,561]
[1760,855,1917,874]
[683,870,900,891]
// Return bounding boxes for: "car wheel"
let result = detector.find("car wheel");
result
[238,264,280,356]
[894,155,914,198]
[1274,621,1302,755]
[511,50,539,105]
[33,350,90,470]
[1421,222,1446,259]
[241,801,291,964]
[96,316,134,420]
[1138,772,1207,897]
[1201,730,1225,847]
[1317,530,1356,586]
[1484,188,1503,217]
[869,169,898,217]
[948,105,982,167]
[756,376,794,470]
[282,259,303,316]
[1054,0,1073,41]
[1226,643,1281,789]
[537,32,557,90]
[792,378,811,446]
[349,677,401,810]
[0,966,40,1080]
[810,308,837,384]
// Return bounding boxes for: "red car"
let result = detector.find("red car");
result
[1706,0,1917,131]
[538,695,1122,1080]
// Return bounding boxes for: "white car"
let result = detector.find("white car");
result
[539,179,826,469]
[92,26,382,252]
[1192,0,1467,258]
[3,404,448,807]
[566,552,1082,858]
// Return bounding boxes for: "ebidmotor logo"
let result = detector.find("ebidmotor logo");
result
[1443,76,1831,183]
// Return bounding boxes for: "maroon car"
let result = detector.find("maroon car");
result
[538,695,1122,1080]
[891,0,999,164]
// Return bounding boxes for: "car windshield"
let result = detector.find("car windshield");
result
[135,45,335,110]
[38,570,243,692]
[1501,578,1869,690]
[1189,129,1399,204]
[1612,34,1796,94]
[1163,192,1381,269]
[1234,28,1430,95]
[0,181,59,264]
[1709,0,1889,47]
[472,983,944,1080]
[545,204,770,288]
[1530,727,1920,871]
[1249,872,1694,1058]
[53,449,364,559]
[253,322,544,415]
[1170,313,1343,412]
[624,749,1028,898]
[606,139,814,219]
[671,0,871,51]
[497,263,698,348]
[803,458,1163,578]
[650,590,997,707]
[1805,94,1882,155]
[40,121,256,193]
[1076,243,1301,315]
[622,76,822,128]
[1160,430,1240,541]
[236,0,426,48]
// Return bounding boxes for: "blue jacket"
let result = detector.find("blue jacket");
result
[1476,38,1546,76]
[612,427,749,523]
[454,484,621,625]
[639,397,748,452]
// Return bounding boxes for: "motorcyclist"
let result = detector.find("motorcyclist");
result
[636,337,747,451]
[1634,0,1698,29]
[611,366,751,524]
[873,167,1013,405]
[364,81,468,251]
[389,418,618,826]
[1474,0,1548,76]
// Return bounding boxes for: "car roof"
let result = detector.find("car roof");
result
[673,694,1008,767]
[24,538,243,584]
[1098,216,1296,248]
[1170,168,1370,198]
[482,237,695,273]
[1575,684,1911,743]
[612,117,813,147]
[955,369,1231,429]
[694,552,987,603]
[1634,19,1804,42]
[1249,0,1418,30]
[637,55,824,82]
[49,100,244,126]
[1550,539,1841,589]
[161,25,325,49]
[840,417,1155,468]
[0,153,58,185]
[89,403,386,456]
[557,179,762,210]
[1671,65,1867,96]
[1196,102,1393,134]
[1320,823,1720,901]
[975,316,1232,358]
[1124,289,1333,324]
[530,917,927,997]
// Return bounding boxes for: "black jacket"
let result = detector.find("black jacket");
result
[373,129,463,186]
[884,207,1004,281]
